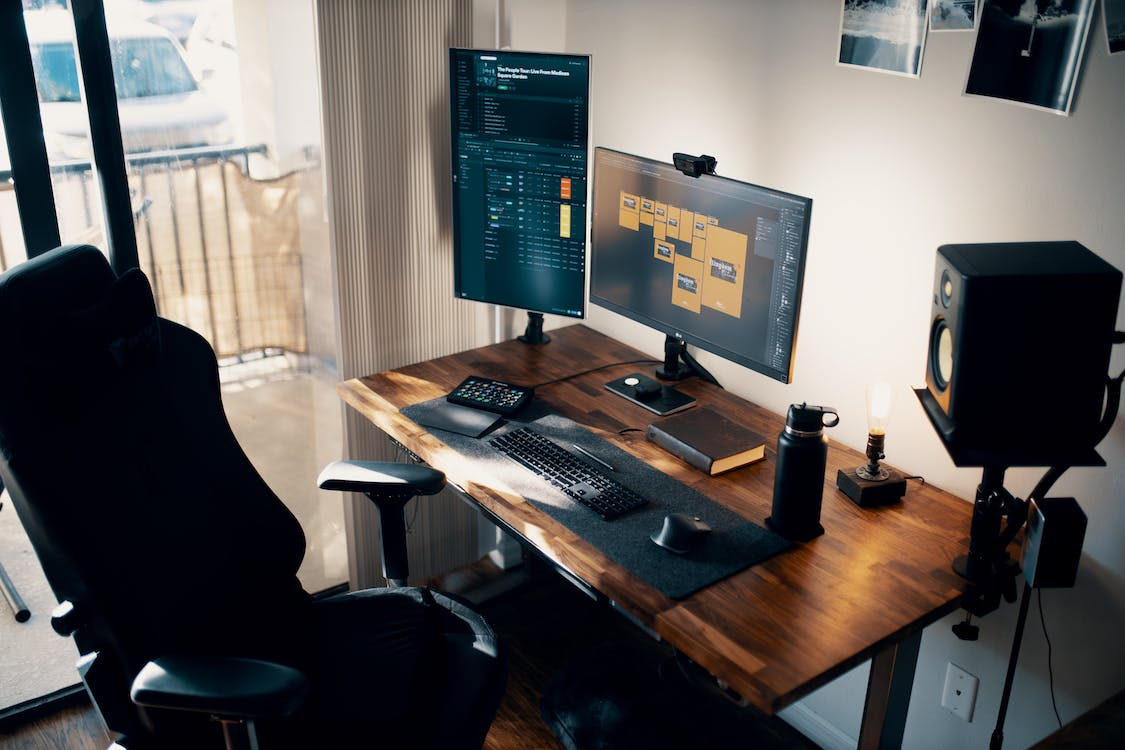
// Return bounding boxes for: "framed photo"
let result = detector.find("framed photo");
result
[1107,0,1125,54]
[931,0,978,31]
[965,0,1096,114]
[838,0,930,78]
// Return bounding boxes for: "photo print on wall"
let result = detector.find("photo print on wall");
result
[965,0,1096,114]
[931,0,979,30]
[838,0,931,77]
[1107,0,1125,54]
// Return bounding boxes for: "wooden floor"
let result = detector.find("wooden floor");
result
[0,559,816,750]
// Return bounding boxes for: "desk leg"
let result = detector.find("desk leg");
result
[858,629,922,750]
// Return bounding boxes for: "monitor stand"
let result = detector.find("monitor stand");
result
[655,335,720,386]
[518,312,550,345]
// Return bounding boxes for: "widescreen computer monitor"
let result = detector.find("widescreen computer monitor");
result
[449,48,590,341]
[589,148,812,383]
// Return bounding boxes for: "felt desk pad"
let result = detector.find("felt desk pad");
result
[402,398,790,599]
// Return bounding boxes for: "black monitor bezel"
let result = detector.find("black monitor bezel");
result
[588,147,812,384]
[448,47,591,320]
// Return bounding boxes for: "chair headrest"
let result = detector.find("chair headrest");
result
[0,245,161,432]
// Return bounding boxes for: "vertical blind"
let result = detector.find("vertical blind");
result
[315,0,481,588]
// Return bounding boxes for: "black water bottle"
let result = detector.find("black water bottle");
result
[767,403,839,542]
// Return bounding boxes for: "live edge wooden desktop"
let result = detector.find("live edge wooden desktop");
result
[337,324,973,749]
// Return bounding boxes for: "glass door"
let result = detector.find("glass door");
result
[0,0,343,718]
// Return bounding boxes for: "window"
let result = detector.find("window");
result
[0,0,342,715]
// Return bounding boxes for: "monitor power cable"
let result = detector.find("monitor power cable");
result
[531,359,661,389]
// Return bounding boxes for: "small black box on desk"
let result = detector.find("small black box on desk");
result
[1021,497,1087,589]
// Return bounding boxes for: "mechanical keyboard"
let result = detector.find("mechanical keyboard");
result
[489,427,647,520]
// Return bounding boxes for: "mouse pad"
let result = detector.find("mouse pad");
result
[401,397,790,599]
[407,399,502,438]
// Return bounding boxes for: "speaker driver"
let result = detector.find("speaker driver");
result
[930,318,953,391]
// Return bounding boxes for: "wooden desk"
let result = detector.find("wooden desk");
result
[339,325,972,748]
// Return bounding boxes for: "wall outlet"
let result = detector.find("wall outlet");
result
[941,662,979,722]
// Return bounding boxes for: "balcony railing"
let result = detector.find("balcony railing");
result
[1,144,308,362]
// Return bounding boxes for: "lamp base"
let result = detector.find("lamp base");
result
[836,467,906,507]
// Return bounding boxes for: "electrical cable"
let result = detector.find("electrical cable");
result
[1029,466,1068,504]
[530,359,661,388]
[390,441,422,532]
[1020,359,1125,519]
[1038,588,1063,728]
[405,497,419,533]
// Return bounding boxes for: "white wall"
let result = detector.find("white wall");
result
[501,0,1125,747]
[470,0,575,343]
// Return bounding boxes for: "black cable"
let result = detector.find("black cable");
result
[392,442,421,532]
[405,497,419,533]
[1038,588,1063,728]
[530,359,661,388]
[1029,466,1068,503]
[1092,369,1124,445]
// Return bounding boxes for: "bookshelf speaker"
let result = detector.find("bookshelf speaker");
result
[918,242,1121,467]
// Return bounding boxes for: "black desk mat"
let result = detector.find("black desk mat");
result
[402,398,790,599]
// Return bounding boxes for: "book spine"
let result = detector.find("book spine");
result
[646,424,714,474]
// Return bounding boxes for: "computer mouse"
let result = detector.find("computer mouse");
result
[650,513,711,554]
[633,380,662,400]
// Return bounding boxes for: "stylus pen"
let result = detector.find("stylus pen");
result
[572,444,615,472]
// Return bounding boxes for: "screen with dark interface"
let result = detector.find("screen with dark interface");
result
[589,148,812,383]
[450,48,590,318]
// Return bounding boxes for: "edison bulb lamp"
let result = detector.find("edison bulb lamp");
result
[836,381,907,506]
[859,381,894,481]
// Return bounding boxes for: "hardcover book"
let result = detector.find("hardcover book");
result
[646,406,767,475]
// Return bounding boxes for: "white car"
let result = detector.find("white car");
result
[136,0,204,45]
[25,8,233,161]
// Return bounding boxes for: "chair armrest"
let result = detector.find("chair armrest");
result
[318,460,446,586]
[130,655,309,720]
[317,459,445,498]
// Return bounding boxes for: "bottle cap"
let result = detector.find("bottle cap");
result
[786,403,840,433]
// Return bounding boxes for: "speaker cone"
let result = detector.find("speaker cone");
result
[930,319,953,391]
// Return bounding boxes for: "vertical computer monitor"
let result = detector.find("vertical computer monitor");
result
[449,48,590,327]
[589,148,812,383]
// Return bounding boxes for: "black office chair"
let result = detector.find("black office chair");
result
[0,244,507,749]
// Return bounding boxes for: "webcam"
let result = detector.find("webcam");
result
[672,152,717,178]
